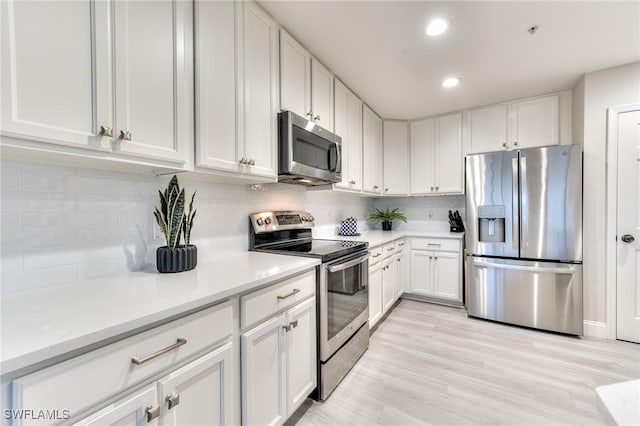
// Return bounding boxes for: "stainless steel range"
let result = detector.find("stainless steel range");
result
[249,211,369,400]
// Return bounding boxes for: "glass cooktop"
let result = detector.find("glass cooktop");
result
[259,239,368,262]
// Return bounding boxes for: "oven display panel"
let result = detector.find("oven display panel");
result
[276,214,302,225]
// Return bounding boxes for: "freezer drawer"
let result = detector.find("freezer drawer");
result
[467,257,583,335]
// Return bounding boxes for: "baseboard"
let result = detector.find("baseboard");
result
[583,320,609,338]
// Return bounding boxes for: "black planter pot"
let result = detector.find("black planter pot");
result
[156,245,197,273]
[382,221,393,231]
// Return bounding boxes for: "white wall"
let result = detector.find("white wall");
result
[0,160,372,293]
[577,62,640,324]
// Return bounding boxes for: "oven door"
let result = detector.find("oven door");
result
[319,251,369,362]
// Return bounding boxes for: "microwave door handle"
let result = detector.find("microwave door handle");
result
[328,144,339,172]
[326,253,370,273]
[335,144,342,173]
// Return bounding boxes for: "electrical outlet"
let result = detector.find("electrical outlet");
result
[427,210,434,220]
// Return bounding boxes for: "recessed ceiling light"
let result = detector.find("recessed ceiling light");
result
[442,77,460,88]
[426,19,448,36]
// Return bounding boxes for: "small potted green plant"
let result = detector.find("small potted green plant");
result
[367,207,408,231]
[154,175,197,273]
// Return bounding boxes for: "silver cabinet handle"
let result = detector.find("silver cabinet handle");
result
[435,186,439,191]
[429,256,433,259]
[277,288,300,300]
[502,142,508,148]
[119,130,132,141]
[372,253,381,258]
[513,141,519,146]
[314,115,320,121]
[249,159,256,166]
[427,243,441,247]
[283,324,291,332]
[385,188,389,192]
[430,187,434,191]
[146,405,160,422]
[398,242,405,246]
[397,258,401,262]
[388,247,395,251]
[131,337,187,365]
[306,111,313,117]
[290,320,298,329]
[166,393,180,410]
[373,185,379,190]
[621,234,635,243]
[349,180,356,185]
[99,125,113,137]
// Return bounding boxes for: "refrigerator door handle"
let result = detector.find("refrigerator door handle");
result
[472,258,576,275]
[520,155,528,252]
[512,156,519,252]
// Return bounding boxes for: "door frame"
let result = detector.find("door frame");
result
[605,103,640,340]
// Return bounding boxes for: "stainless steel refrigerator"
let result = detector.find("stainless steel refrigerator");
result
[465,145,583,335]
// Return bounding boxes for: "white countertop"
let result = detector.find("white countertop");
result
[596,379,640,426]
[318,229,465,248]
[1,252,319,376]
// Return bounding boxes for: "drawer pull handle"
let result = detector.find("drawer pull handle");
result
[145,404,160,422]
[427,243,441,247]
[398,242,405,246]
[372,253,382,258]
[131,337,187,365]
[290,320,298,329]
[283,324,291,332]
[388,247,395,251]
[166,393,180,410]
[277,288,300,300]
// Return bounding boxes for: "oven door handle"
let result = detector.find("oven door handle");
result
[326,253,370,273]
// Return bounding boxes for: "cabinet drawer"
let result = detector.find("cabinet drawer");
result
[395,239,406,254]
[241,270,315,330]
[12,301,233,423]
[383,242,396,259]
[411,238,461,252]
[368,246,383,266]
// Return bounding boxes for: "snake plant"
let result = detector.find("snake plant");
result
[154,175,196,249]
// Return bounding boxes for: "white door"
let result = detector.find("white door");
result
[616,109,640,343]
[466,104,508,154]
[157,342,234,426]
[435,113,463,194]
[410,250,433,296]
[368,265,383,327]
[383,121,409,195]
[347,93,363,191]
[509,95,559,150]
[433,252,461,301]
[410,119,436,195]
[334,80,350,190]
[194,0,241,173]
[0,0,111,150]
[242,1,278,178]
[382,257,395,313]
[279,30,311,118]
[112,0,190,164]
[242,313,287,426]
[310,58,334,130]
[75,386,158,426]
[363,106,383,194]
[285,297,317,415]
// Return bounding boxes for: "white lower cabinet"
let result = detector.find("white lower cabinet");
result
[408,238,462,304]
[241,287,316,426]
[369,240,406,329]
[394,240,406,299]
[382,256,395,313]
[75,386,158,426]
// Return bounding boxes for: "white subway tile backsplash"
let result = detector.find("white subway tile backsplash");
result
[1,167,21,190]
[1,191,76,212]
[1,265,77,293]
[1,211,21,230]
[1,230,77,252]
[74,176,120,195]
[21,173,76,193]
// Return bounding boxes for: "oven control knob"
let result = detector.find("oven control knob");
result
[265,217,272,225]
[256,218,264,226]
[308,215,314,222]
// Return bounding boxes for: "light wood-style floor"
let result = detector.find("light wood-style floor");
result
[287,300,640,426]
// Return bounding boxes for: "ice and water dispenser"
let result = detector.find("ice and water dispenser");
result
[478,205,506,243]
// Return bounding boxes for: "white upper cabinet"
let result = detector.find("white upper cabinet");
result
[279,29,311,119]
[362,105,383,195]
[465,91,571,154]
[194,0,239,173]
[240,1,278,178]
[1,0,192,167]
[410,113,463,195]
[311,58,334,130]
[112,0,192,164]
[0,0,111,150]
[334,79,363,191]
[383,121,409,195]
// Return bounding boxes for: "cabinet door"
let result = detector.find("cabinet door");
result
[509,95,559,149]
[0,0,111,150]
[410,119,436,195]
[347,92,364,191]
[113,0,191,164]
[194,0,240,173]
[383,121,409,195]
[310,58,334,130]
[435,113,463,194]
[242,1,278,178]
[75,386,158,426]
[466,104,508,154]
[368,265,383,327]
[363,105,383,194]
[285,297,317,416]
[433,252,461,301]
[395,251,405,300]
[242,314,287,426]
[279,30,311,118]
[410,250,433,296]
[382,258,395,313]
[158,342,234,426]
[334,79,350,190]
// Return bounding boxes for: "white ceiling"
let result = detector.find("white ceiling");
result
[259,1,640,120]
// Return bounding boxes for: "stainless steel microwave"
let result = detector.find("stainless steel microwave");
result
[278,111,342,186]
